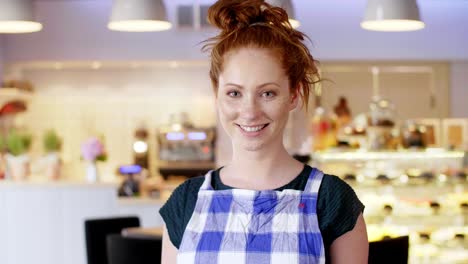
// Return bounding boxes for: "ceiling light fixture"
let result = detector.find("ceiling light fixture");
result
[108,0,172,32]
[266,0,300,28]
[0,0,42,34]
[361,0,425,32]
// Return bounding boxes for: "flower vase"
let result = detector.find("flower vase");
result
[85,161,99,183]
[44,152,62,181]
[5,154,30,181]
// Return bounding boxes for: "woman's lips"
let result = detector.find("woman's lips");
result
[236,123,269,136]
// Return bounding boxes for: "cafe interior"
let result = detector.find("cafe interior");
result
[0,0,467,263]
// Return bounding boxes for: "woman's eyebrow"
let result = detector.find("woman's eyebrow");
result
[224,83,243,89]
[223,82,280,89]
[257,82,280,89]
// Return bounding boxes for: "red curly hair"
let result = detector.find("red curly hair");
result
[203,0,321,110]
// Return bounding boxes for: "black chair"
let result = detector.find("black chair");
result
[106,234,162,264]
[369,236,409,264]
[84,216,140,264]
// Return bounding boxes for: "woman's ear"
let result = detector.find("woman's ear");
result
[289,88,300,110]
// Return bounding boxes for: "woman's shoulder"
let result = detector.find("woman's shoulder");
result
[158,174,207,249]
[317,172,365,246]
[320,173,353,192]
[160,175,204,212]
[173,175,206,196]
[165,176,205,206]
[303,166,351,190]
[318,172,363,212]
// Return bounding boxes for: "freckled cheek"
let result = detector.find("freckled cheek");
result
[264,100,291,120]
[217,100,238,122]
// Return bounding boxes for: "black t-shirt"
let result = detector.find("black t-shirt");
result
[159,165,364,263]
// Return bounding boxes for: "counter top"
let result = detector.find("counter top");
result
[118,197,165,206]
[0,181,164,264]
[0,180,118,189]
[313,149,465,162]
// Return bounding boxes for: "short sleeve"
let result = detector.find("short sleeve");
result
[317,175,365,247]
[158,176,204,249]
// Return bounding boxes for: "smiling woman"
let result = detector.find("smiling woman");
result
[217,47,297,153]
[159,1,368,264]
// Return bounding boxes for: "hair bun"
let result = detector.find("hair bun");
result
[207,0,268,31]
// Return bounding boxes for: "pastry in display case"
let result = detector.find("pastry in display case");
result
[401,120,428,149]
[333,96,352,135]
[367,97,398,150]
[305,84,468,262]
[310,106,336,151]
[312,150,467,263]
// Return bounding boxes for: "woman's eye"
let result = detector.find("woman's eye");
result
[227,91,240,97]
[262,91,276,98]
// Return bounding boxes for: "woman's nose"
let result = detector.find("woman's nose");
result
[239,96,261,120]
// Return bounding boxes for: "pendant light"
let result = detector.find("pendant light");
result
[361,0,425,32]
[266,0,300,28]
[0,0,42,34]
[108,0,172,32]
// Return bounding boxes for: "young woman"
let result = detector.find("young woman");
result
[160,1,368,263]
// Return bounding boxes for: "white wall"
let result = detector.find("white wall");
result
[450,62,468,118]
[18,64,216,181]
[3,0,468,62]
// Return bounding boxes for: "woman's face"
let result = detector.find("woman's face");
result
[216,47,298,152]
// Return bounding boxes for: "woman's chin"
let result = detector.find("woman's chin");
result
[242,143,265,152]
[233,139,268,153]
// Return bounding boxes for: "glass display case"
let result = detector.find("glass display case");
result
[312,149,467,264]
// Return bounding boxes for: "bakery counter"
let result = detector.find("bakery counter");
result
[312,149,467,263]
[0,181,164,264]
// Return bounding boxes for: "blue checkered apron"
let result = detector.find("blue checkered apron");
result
[177,168,325,264]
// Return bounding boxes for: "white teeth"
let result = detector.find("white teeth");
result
[240,125,265,132]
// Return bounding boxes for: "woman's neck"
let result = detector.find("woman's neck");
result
[220,143,303,190]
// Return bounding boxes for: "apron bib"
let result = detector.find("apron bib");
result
[178,168,325,264]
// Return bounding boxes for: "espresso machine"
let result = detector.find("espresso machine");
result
[157,112,215,179]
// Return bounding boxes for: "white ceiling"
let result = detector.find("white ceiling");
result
[2,0,467,61]
[28,0,468,34]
